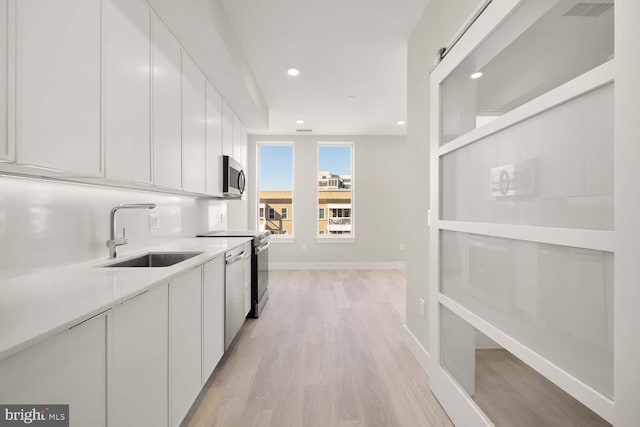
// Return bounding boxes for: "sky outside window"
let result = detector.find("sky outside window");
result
[259,146,293,190]
[319,146,352,175]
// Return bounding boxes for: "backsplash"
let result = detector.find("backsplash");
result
[0,175,227,280]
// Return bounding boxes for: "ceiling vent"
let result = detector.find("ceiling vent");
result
[296,129,313,133]
[563,2,613,17]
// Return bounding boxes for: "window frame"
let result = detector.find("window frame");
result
[281,207,288,219]
[256,141,295,241]
[316,142,355,241]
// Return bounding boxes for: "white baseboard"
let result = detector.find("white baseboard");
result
[403,324,431,374]
[270,261,407,270]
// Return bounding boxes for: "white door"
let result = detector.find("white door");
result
[429,0,616,425]
[170,266,202,426]
[152,16,182,190]
[205,81,223,196]
[103,0,151,184]
[16,0,101,175]
[202,256,225,382]
[0,313,108,427]
[181,53,206,193]
[110,285,169,427]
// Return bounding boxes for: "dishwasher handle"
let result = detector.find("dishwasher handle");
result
[255,242,270,255]
[226,250,246,265]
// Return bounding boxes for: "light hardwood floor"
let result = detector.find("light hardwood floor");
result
[182,269,453,427]
[474,349,611,427]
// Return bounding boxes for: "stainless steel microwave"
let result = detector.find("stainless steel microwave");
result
[222,155,246,196]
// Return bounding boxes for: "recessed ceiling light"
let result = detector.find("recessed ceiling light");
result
[287,68,300,76]
[397,121,406,126]
[347,96,355,101]
[296,119,304,124]
[470,72,483,79]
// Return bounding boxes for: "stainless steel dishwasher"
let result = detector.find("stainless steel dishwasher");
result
[224,242,251,350]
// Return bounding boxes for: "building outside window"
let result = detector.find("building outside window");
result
[317,143,353,237]
[258,143,294,237]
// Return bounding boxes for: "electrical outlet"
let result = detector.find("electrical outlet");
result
[399,243,405,251]
[149,213,160,230]
[301,243,307,251]
[419,298,425,317]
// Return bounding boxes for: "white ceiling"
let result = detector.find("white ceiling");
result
[221,0,430,135]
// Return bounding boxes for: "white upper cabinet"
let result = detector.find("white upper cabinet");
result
[222,100,233,157]
[232,112,242,165]
[205,81,223,195]
[103,0,151,184]
[181,53,206,193]
[0,0,9,162]
[232,113,247,168]
[16,0,101,175]
[152,17,182,190]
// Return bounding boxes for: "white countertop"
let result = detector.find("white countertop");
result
[0,237,252,362]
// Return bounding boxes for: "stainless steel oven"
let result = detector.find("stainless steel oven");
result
[253,234,270,317]
[197,230,270,318]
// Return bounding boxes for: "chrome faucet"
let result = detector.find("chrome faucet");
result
[107,204,156,258]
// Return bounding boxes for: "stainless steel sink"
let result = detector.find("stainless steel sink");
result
[103,252,203,268]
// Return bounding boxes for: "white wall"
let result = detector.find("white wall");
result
[405,0,484,349]
[247,134,407,266]
[0,175,226,280]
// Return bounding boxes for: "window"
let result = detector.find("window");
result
[317,143,353,237]
[258,143,294,238]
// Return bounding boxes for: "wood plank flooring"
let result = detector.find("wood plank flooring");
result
[182,270,452,427]
[474,349,611,427]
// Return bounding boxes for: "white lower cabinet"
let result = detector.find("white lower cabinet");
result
[202,256,225,383]
[109,285,169,427]
[0,313,108,427]
[170,266,203,427]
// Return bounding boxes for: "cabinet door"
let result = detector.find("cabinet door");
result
[0,314,107,427]
[240,123,248,169]
[170,266,202,427]
[110,285,168,427]
[205,82,223,195]
[152,17,182,190]
[232,112,242,164]
[221,101,233,157]
[104,0,151,184]
[202,256,224,382]
[16,0,101,175]
[181,53,206,193]
[0,0,9,162]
